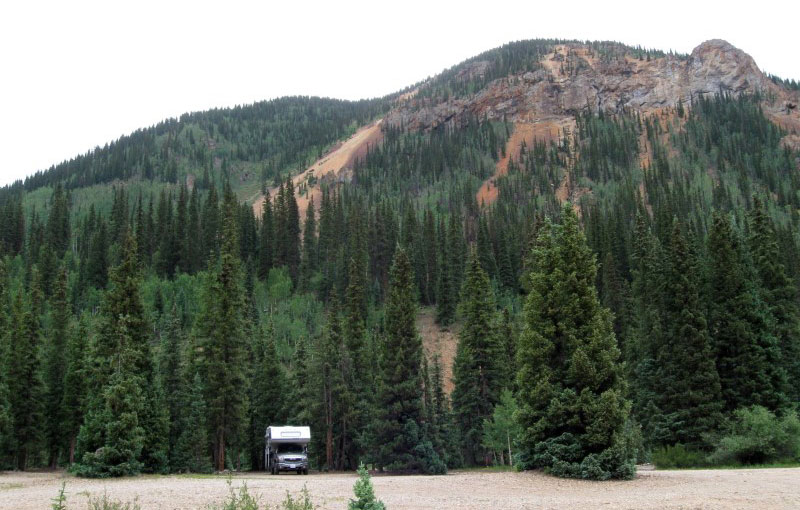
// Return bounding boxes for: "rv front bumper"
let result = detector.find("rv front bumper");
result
[276,461,308,470]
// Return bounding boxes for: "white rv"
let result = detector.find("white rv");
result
[265,425,310,475]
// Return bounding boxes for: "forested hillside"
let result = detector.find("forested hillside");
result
[0,38,799,479]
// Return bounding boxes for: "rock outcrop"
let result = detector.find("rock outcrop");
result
[386,40,797,131]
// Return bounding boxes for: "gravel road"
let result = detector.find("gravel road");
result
[1,467,799,509]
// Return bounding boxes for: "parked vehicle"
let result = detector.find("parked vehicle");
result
[265,425,310,475]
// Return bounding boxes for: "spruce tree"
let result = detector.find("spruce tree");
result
[159,307,185,469]
[516,205,634,480]
[451,250,503,464]
[44,266,69,467]
[317,300,348,470]
[62,317,88,464]
[371,247,445,473]
[654,220,722,447]
[298,197,317,291]
[248,320,286,470]
[7,290,45,470]
[172,373,212,473]
[747,197,800,403]
[708,212,788,412]
[196,204,249,472]
[258,191,274,280]
[75,233,164,476]
[627,214,665,445]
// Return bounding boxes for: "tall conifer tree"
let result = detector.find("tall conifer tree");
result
[516,205,633,480]
[196,203,249,472]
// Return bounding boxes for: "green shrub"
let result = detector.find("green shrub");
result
[211,479,260,510]
[209,479,316,510]
[651,444,708,469]
[349,463,386,510]
[51,482,67,510]
[87,493,142,510]
[709,406,800,465]
[531,432,636,480]
[280,486,315,510]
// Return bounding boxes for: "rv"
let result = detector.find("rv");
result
[265,425,310,475]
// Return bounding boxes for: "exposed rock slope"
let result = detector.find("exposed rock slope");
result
[387,39,798,130]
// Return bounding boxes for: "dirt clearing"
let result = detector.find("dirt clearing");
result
[2,468,799,510]
[252,120,383,220]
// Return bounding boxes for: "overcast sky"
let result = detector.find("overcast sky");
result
[1,0,798,186]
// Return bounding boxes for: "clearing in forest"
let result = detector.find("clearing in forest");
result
[252,120,383,220]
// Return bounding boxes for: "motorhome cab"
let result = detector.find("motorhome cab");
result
[265,425,310,475]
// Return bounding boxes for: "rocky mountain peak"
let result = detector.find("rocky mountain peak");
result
[387,39,794,133]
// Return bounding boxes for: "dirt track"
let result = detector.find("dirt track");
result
[2,467,799,510]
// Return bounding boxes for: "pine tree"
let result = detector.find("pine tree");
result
[75,318,146,477]
[46,183,70,255]
[298,197,317,291]
[203,184,220,260]
[343,225,370,468]
[258,191,274,279]
[0,262,14,466]
[371,247,445,473]
[516,205,634,480]
[284,178,301,283]
[187,186,202,272]
[172,373,212,473]
[159,307,185,469]
[451,250,503,464]
[708,212,788,412]
[747,197,800,403]
[627,214,665,444]
[248,320,286,470]
[7,290,46,470]
[62,317,88,465]
[196,204,249,472]
[44,266,69,467]
[75,233,164,476]
[87,220,109,289]
[318,300,348,470]
[654,220,722,447]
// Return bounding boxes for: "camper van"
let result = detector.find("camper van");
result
[265,425,310,475]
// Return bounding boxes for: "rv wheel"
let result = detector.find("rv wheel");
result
[303,468,308,475]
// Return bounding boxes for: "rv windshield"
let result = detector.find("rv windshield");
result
[276,443,304,455]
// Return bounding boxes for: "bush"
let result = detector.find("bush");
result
[531,432,636,480]
[209,478,316,510]
[708,406,800,465]
[652,444,708,469]
[86,493,142,510]
[213,480,260,510]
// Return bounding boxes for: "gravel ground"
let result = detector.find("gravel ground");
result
[1,467,799,510]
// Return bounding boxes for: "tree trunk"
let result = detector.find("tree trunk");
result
[69,436,76,465]
[507,431,513,467]
[217,430,225,472]
[17,447,27,471]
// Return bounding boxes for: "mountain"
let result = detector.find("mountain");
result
[0,38,798,477]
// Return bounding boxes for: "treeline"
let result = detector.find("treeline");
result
[1,96,389,202]
[0,92,798,478]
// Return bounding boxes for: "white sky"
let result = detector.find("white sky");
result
[1,0,798,187]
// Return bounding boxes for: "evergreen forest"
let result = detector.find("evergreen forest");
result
[0,39,799,480]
